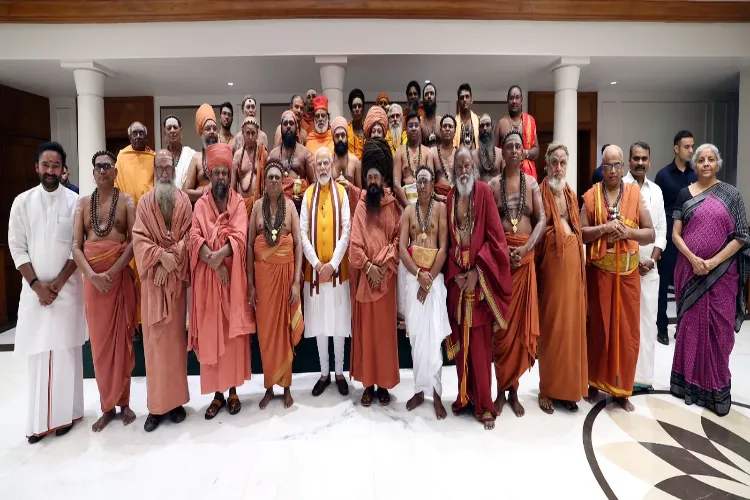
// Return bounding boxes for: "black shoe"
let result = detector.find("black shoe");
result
[657,332,669,346]
[55,423,73,437]
[170,406,187,424]
[27,434,44,444]
[335,376,349,396]
[144,413,162,432]
[312,376,331,397]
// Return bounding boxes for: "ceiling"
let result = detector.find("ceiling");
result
[0,55,742,99]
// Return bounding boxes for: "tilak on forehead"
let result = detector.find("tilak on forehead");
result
[502,130,523,146]
[416,166,434,181]
[281,109,296,122]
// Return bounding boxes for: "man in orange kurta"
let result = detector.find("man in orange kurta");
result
[537,143,588,414]
[189,143,255,419]
[581,144,655,412]
[349,139,401,407]
[248,159,305,410]
[133,150,193,432]
[305,95,334,157]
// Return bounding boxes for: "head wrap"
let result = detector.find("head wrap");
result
[195,103,216,137]
[364,106,388,139]
[376,92,390,104]
[205,143,232,173]
[361,139,393,187]
[313,95,328,112]
[348,88,365,111]
[331,116,348,134]
[388,103,403,117]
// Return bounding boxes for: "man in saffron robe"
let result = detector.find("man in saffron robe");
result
[376,92,390,111]
[446,147,512,430]
[537,143,588,414]
[301,88,317,135]
[268,110,315,212]
[185,103,220,203]
[189,143,254,419]
[233,95,269,152]
[349,139,402,407]
[73,150,138,432]
[331,116,361,187]
[306,95,334,156]
[248,158,304,409]
[231,117,267,217]
[581,144,655,412]
[364,104,388,141]
[496,86,540,179]
[489,130,545,417]
[454,83,479,149]
[133,150,192,432]
[386,103,407,157]
[347,88,366,160]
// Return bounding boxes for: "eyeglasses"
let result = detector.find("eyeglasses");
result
[602,162,624,172]
[416,178,432,186]
[94,163,114,172]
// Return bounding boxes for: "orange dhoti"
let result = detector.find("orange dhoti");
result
[83,240,138,412]
[492,233,539,392]
[254,234,304,388]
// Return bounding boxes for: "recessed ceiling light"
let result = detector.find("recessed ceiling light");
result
[228,82,234,86]
[610,81,617,85]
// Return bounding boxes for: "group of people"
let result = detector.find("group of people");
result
[9,81,749,444]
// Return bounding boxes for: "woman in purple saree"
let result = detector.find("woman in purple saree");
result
[670,143,749,417]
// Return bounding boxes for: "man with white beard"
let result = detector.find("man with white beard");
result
[305,96,334,157]
[133,150,193,431]
[474,114,503,183]
[386,103,407,156]
[300,148,352,396]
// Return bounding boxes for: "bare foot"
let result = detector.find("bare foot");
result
[259,388,274,410]
[508,388,525,417]
[433,391,447,420]
[121,406,136,426]
[614,397,635,412]
[585,387,600,404]
[484,420,495,430]
[406,392,425,411]
[493,391,506,415]
[283,388,294,409]
[92,409,116,432]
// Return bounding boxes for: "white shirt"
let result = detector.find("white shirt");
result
[174,146,196,189]
[624,172,667,265]
[299,183,351,272]
[8,184,88,356]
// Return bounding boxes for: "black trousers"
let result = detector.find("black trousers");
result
[657,239,677,334]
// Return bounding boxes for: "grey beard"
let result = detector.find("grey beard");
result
[478,140,494,172]
[212,181,228,202]
[548,176,567,193]
[456,175,475,197]
[389,125,403,145]
[155,181,176,228]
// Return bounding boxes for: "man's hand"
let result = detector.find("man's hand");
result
[417,269,433,290]
[417,286,428,304]
[367,263,384,287]
[289,282,300,305]
[206,250,224,270]
[33,281,58,306]
[247,283,257,308]
[318,263,335,283]
[638,258,654,277]
[89,273,112,293]
[465,269,478,292]
[216,263,230,285]
[154,265,169,287]
[510,246,527,268]
[160,252,177,273]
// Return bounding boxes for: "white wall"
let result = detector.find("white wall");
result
[49,97,79,184]
[738,70,750,211]
[597,90,739,183]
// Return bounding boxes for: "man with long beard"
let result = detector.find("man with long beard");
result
[133,150,192,432]
[189,143,254,420]
[474,114,503,183]
[347,88,367,160]
[405,80,424,119]
[306,95,334,156]
[349,139,402,407]
[446,147,512,430]
[218,101,235,147]
[400,166,451,419]
[489,130,545,417]
[273,94,308,148]
[420,81,441,148]
[248,158,304,409]
[432,115,457,198]
[497,86,540,179]
[386,103,407,157]
[300,148,352,397]
[231,117,267,217]
[185,104,220,203]
[331,116,361,186]
[73,150,138,432]
[537,143,588,414]
[233,95,269,152]
[268,110,315,212]
[394,111,435,208]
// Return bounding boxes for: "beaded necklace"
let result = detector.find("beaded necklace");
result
[405,144,421,178]
[90,187,120,237]
[262,192,286,246]
[500,169,526,234]
[281,142,296,176]
[416,196,434,246]
[602,180,624,220]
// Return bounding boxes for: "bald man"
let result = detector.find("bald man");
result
[581,144,655,412]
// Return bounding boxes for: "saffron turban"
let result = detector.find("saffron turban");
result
[376,92,390,104]
[313,95,328,112]
[205,143,232,173]
[196,103,216,137]
[364,105,388,139]
[331,116,348,134]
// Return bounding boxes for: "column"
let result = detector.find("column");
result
[61,61,114,196]
[737,69,750,210]
[551,57,590,192]
[316,56,347,119]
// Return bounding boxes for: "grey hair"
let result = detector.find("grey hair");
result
[127,122,147,136]
[452,146,479,184]
[691,143,723,169]
[545,141,569,163]
[388,103,403,117]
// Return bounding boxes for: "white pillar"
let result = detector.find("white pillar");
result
[316,56,347,120]
[61,61,114,196]
[737,69,750,212]
[551,57,590,192]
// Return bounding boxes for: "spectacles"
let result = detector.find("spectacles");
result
[94,163,114,172]
[602,162,624,172]
[416,179,432,186]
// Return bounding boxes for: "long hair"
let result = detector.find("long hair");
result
[361,139,393,188]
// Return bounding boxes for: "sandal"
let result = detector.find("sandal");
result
[204,395,226,420]
[377,387,391,407]
[361,386,374,407]
[538,395,555,415]
[227,394,242,415]
[562,401,579,412]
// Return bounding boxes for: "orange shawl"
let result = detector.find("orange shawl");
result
[234,144,267,215]
[583,182,640,262]
[539,179,585,277]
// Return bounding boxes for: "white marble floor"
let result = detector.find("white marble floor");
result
[0,322,748,500]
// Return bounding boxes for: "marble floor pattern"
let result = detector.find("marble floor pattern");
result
[0,322,748,500]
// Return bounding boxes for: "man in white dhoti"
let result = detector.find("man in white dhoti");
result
[300,148,352,397]
[163,115,196,190]
[624,141,667,392]
[8,142,87,444]
[399,166,451,419]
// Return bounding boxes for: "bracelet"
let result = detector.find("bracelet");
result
[28,277,38,288]
[415,269,421,279]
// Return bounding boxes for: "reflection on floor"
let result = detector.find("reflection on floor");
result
[0,322,748,500]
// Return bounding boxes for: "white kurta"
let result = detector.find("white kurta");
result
[403,271,451,395]
[624,173,667,388]
[9,184,88,437]
[174,145,196,190]
[300,184,352,338]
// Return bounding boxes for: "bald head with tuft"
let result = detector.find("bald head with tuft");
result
[602,144,624,164]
